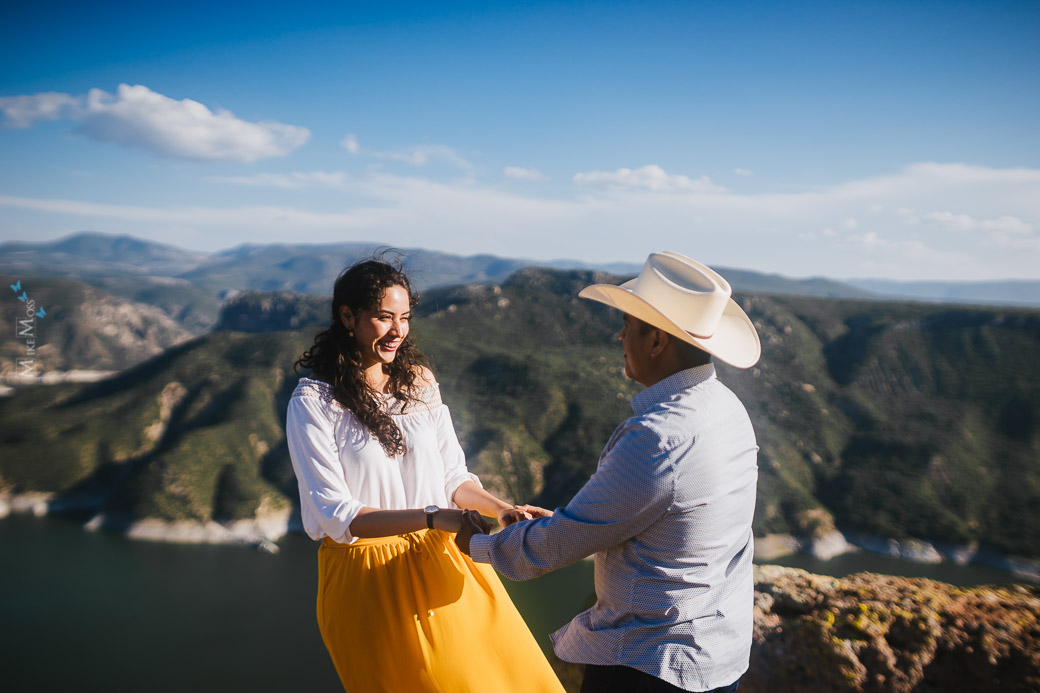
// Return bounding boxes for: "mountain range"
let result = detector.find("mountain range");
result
[0,273,195,377]
[0,231,874,375]
[2,264,1038,564]
[8,231,1039,311]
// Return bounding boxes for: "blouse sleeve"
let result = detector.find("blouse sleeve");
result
[434,404,481,507]
[286,394,364,543]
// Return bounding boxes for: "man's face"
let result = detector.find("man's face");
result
[619,313,655,386]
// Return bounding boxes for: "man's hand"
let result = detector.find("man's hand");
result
[497,506,533,527]
[514,504,554,519]
[455,509,490,555]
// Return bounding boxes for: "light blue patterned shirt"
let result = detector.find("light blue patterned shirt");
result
[469,364,759,691]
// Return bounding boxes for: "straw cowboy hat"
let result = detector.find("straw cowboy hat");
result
[579,251,761,369]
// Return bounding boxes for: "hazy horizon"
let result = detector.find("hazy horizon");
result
[8,230,1040,293]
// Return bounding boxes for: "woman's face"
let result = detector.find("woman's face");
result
[340,284,412,369]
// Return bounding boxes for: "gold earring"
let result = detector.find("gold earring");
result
[348,329,354,338]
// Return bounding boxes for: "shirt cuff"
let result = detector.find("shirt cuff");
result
[446,472,482,509]
[468,532,493,563]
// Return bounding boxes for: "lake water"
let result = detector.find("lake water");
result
[765,549,1025,587]
[0,515,593,692]
[0,515,1029,691]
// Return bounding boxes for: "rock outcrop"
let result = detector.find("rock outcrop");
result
[747,565,1039,692]
[548,565,1040,692]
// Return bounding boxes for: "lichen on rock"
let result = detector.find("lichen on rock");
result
[745,565,1040,692]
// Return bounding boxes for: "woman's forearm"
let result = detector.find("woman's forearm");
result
[452,480,514,517]
[349,506,464,538]
[347,480,515,539]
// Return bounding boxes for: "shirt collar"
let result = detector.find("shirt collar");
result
[631,363,716,415]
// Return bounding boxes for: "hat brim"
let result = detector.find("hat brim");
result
[579,280,761,369]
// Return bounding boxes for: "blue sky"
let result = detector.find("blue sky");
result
[1,0,1038,280]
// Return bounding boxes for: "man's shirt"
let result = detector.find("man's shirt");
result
[469,364,759,691]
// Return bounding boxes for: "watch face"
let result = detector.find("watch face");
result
[424,505,438,514]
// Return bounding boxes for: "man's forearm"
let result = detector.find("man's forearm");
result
[467,508,600,581]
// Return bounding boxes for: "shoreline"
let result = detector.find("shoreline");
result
[0,492,293,554]
[2,492,1037,580]
[755,529,1040,583]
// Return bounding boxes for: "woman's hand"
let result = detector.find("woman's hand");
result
[514,504,553,519]
[497,506,534,528]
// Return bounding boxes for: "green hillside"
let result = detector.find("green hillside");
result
[0,332,306,524]
[0,274,197,375]
[1,268,1038,559]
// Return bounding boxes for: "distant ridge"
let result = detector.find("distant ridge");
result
[0,231,208,276]
[1,231,875,300]
[5,231,1038,306]
[847,278,1040,308]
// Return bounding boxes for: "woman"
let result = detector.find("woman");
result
[286,259,564,692]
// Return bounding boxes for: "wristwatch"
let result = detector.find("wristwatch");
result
[424,505,439,530]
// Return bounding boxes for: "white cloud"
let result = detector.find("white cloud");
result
[207,171,349,190]
[0,92,80,128]
[842,217,858,229]
[389,151,429,166]
[503,166,544,181]
[340,133,359,154]
[3,162,1039,281]
[0,84,309,162]
[921,210,1033,236]
[921,210,977,231]
[845,230,976,270]
[984,216,1033,235]
[0,193,405,231]
[852,231,885,249]
[78,85,310,162]
[734,168,753,176]
[378,144,472,170]
[573,165,727,194]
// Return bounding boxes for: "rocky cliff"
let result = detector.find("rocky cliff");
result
[0,274,196,376]
[549,565,1040,692]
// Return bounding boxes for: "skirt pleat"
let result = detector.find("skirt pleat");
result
[317,529,565,692]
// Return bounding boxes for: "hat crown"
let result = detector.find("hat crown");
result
[576,250,760,368]
[634,253,731,338]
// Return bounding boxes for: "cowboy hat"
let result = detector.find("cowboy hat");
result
[579,251,761,368]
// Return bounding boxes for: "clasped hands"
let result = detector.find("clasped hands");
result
[452,504,553,555]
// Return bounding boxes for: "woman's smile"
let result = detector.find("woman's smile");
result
[343,284,413,372]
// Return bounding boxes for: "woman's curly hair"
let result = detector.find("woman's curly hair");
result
[295,258,429,457]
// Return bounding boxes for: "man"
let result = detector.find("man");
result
[457,251,762,693]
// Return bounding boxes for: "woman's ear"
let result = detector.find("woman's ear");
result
[339,305,354,330]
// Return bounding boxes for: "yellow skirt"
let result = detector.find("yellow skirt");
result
[317,529,565,693]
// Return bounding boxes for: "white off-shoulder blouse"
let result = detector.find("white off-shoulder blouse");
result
[285,377,481,544]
